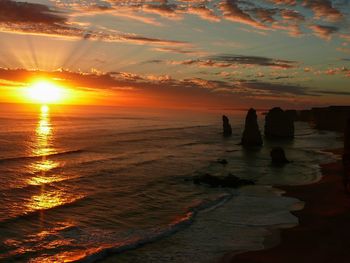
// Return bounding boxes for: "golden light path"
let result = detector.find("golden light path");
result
[26,105,70,212]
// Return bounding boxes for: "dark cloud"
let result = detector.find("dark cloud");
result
[0,0,66,24]
[243,81,312,96]
[149,54,297,69]
[206,54,297,68]
[315,90,350,96]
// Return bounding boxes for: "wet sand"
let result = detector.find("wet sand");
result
[221,149,350,263]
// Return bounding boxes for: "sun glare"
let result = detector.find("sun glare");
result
[27,80,63,104]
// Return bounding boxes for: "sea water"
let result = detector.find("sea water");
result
[0,104,342,262]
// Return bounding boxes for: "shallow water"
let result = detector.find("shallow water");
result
[0,105,342,262]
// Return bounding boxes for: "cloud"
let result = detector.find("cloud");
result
[0,0,66,24]
[151,54,297,69]
[0,0,191,49]
[309,24,339,40]
[0,67,316,108]
[6,0,346,42]
[219,0,268,29]
[186,5,221,22]
[280,9,305,21]
[237,81,312,96]
[303,0,343,22]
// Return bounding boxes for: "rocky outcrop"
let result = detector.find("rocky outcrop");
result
[271,147,290,165]
[193,173,254,188]
[285,110,297,121]
[265,107,294,139]
[241,108,263,147]
[222,115,232,137]
[312,106,350,132]
[296,106,350,132]
[343,119,350,166]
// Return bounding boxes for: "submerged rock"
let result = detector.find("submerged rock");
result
[265,107,294,139]
[217,158,228,165]
[270,147,290,165]
[193,173,254,188]
[222,115,232,137]
[241,108,263,147]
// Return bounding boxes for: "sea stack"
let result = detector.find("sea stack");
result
[343,118,350,166]
[265,107,294,139]
[241,108,263,147]
[271,147,290,165]
[222,115,232,137]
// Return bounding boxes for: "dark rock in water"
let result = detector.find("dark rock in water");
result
[193,173,222,187]
[193,173,254,188]
[265,107,294,139]
[271,147,290,165]
[222,173,255,188]
[241,108,263,147]
[222,115,232,137]
[343,119,350,166]
[217,158,228,165]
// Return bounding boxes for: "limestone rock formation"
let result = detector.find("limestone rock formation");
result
[265,107,294,139]
[222,115,232,137]
[270,147,290,165]
[241,108,263,147]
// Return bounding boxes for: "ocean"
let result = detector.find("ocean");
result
[0,104,342,262]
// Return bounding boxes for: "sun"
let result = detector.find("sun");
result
[27,80,63,104]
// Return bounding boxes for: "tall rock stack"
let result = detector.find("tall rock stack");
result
[265,107,294,139]
[222,115,232,137]
[241,108,263,147]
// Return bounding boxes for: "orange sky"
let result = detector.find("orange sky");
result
[0,0,349,109]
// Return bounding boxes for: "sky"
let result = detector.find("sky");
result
[0,0,349,109]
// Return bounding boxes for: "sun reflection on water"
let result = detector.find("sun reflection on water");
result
[27,105,65,211]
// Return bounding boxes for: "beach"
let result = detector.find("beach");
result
[221,149,350,263]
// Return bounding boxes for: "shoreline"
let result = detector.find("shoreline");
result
[221,149,350,263]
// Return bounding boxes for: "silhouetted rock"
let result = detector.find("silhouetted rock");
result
[343,119,350,166]
[285,110,297,121]
[265,107,294,139]
[222,115,232,137]
[312,106,350,132]
[241,108,263,147]
[193,173,254,188]
[296,106,350,132]
[217,158,228,165]
[271,147,290,165]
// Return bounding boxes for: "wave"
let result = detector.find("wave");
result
[0,195,88,226]
[73,194,232,263]
[0,150,86,164]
